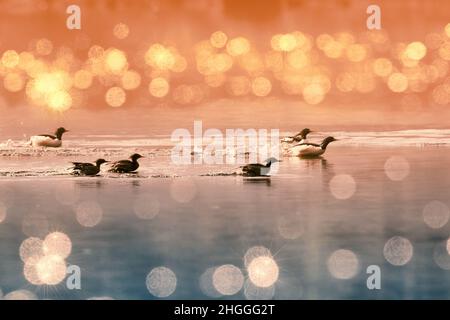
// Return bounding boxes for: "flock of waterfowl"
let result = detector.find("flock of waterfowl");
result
[25,127,338,177]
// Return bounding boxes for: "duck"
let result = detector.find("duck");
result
[241,157,282,177]
[72,159,108,176]
[288,136,337,157]
[29,127,69,148]
[281,128,312,144]
[109,153,143,173]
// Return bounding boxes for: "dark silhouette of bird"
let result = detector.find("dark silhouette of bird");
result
[29,127,69,147]
[109,153,143,173]
[72,159,108,176]
[281,128,312,144]
[241,157,281,177]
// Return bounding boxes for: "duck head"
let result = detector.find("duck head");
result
[320,136,338,149]
[95,159,108,166]
[130,153,143,161]
[297,128,312,139]
[265,157,282,167]
[55,127,69,139]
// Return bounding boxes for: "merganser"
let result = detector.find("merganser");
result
[29,127,69,148]
[288,136,337,157]
[241,157,281,177]
[109,153,143,173]
[281,128,312,144]
[72,159,108,176]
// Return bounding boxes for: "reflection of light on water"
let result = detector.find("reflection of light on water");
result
[133,196,160,220]
[433,241,450,270]
[247,256,279,288]
[447,238,450,255]
[170,179,197,203]
[21,232,72,286]
[4,289,37,300]
[22,213,49,237]
[383,236,414,266]
[244,246,272,268]
[384,156,410,181]
[244,279,275,300]
[327,249,359,279]
[199,267,222,298]
[43,232,72,259]
[423,201,450,229]
[146,267,177,298]
[212,264,244,296]
[329,174,356,200]
[24,257,44,285]
[20,237,44,263]
[0,202,6,223]
[35,255,67,285]
[75,201,103,227]
[278,211,305,240]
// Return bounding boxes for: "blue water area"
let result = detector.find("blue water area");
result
[0,146,449,299]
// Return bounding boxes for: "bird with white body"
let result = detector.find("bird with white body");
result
[29,127,69,148]
[288,136,337,157]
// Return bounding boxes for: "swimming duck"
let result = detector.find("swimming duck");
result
[72,159,108,176]
[109,153,143,173]
[288,136,337,157]
[241,157,281,176]
[281,128,312,144]
[29,127,69,148]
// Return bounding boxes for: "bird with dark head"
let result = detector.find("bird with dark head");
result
[109,153,144,173]
[282,128,312,143]
[29,127,69,147]
[288,136,338,157]
[241,157,282,177]
[72,158,108,176]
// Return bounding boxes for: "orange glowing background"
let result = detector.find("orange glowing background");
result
[1,0,450,134]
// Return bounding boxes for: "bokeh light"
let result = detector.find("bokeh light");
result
[199,267,222,298]
[19,237,44,263]
[133,196,160,220]
[247,256,279,288]
[113,23,130,40]
[43,232,72,259]
[327,249,359,279]
[210,31,228,48]
[383,236,413,266]
[104,48,128,75]
[35,254,67,285]
[4,289,37,300]
[244,279,275,300]
[433,241,450,270]
[278,211,305,240]
[384,156,410,181]
[76,201,103,227]
[387,73,409,92]
[149,77,170,98]
[121,70,141,90]
[146,266,177,298]
[105,86,126,107]
[423,201,450,229]
[226,37,250,57]
[251,76,272,97]
[329,174,356,200]
[212,264,244,296]
[170,178,197,203]
[244,246,273,267]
